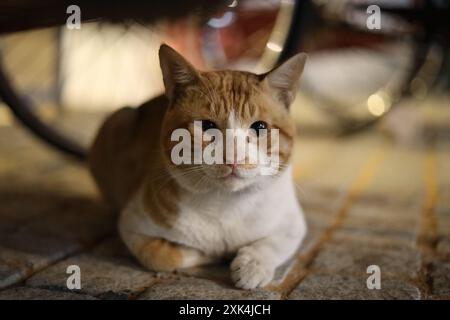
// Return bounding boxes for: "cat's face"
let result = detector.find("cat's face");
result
[158,45,306,193]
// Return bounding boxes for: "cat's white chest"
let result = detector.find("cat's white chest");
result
[173,194,273,255]
[127,167,303,257]
[169,171,300,255]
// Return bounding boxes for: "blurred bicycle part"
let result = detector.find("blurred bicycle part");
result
[0,0,228,160]
[195,0,448,132]
[0,0,448,160]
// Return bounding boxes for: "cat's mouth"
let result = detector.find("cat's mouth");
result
[201,165,260,185]
[220,171,242,180]
[217,165,258,180]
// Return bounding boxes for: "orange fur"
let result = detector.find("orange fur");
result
[89,44,305,275]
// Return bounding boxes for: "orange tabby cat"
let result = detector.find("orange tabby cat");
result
[89,44,307,289]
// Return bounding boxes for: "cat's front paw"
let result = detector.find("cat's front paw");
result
[230,248,275,290]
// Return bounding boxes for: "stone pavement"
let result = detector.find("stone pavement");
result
[0,98,449,300]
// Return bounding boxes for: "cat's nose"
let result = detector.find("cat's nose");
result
[224,151,238,168]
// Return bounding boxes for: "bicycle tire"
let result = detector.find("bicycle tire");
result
[278,0,441,135]
[0,59,86,160]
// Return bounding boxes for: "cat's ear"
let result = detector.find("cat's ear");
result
[263,53,307,108]
[159,44,199,103]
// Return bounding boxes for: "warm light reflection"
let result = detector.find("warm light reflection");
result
[367,92,391,117]
[266,41,282,52]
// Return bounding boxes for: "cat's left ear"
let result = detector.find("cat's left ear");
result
[262,53,307,108]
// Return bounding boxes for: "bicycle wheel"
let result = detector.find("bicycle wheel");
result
[185,0,444,133]
[281,0,445,132]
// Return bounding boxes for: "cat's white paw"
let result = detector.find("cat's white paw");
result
[230,248,275,290]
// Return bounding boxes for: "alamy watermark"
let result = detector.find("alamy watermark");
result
[170,121,281,176]
[366,265,381,290]
[66,5,81,30]
[366,5,381,30]
[66,265,81,290]
[64,263,382,291]
[65,4,382,31]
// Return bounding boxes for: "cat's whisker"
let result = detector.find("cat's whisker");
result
[148,165,202,181]
[149,166,207,194]
[192,174,208,191]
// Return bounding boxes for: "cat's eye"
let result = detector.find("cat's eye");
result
[250,121,268,136]
[201,120,217,131]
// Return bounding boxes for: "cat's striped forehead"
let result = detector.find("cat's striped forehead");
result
[195,70,263,120]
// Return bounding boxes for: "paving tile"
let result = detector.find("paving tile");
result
[0,191,112,290]
[139,277,280,300]
[20,198,115,245]
[26,252,157,300]
[340,190,421,240]
[0,230,81,289]
[310,240,421,280]
[436,148,450,239]
[0,191,55,232]
[436,206,450,239]
[346,197,420,227]
[362,147,423,202]
[430,262,450,296]
[296,133,383,190]
[296,184,345,254]
[0,254,27,290]
[288,273,420,300]
[437,237,450,258]
[333,228,416,250]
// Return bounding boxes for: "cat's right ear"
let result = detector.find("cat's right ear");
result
[159,44,199,104]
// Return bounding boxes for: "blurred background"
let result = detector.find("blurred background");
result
[0,0,449,300]
[1,0,449,156]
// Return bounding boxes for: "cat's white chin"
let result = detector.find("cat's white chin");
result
[168,165,264,194]
[217,175,255,192]
[204,166,262,192]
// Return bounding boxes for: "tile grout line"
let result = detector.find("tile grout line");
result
[271,146,387,299]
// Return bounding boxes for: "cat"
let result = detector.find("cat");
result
[89,44,307,289]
